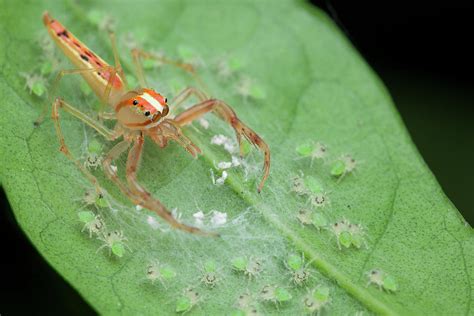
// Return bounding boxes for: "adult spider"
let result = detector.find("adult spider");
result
[40,12,270,236]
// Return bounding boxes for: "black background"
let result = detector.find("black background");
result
[1,1,472,314]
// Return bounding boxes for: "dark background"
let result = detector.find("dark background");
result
[1,1,472,314]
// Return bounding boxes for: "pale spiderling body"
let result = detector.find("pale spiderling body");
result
[290,171,307,196]
[78,211,105,237]
[232,256,263,280]
[295,141,328,166]
[146,260,177,287]
[297,208,312,226]
[302,286,330,315]
[307,191,330,209]
[285,253,313,286]
[331,154,359,181]
[176,288,202,314]
[366,269,398,292]
[200,260,221,288]
[40,12,271,237]
[331,219,367,250]
[259,284,292,305]
[96,230,130,257]
[232,292,261,315]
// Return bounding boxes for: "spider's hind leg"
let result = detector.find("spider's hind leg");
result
[174,98,271,192]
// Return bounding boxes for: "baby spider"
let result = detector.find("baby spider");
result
[366,269,398,292]
[331,154,359,181]
[146,260,177,287]
[285,253,313,286]
[307,191,330,209]
[78,211,105,237]
[290,171,308,196]
[83,188,109,209]
[232,256,263,280]
[200,259,221,288]
[20,72,48,97]
[302,176,330,209]
[97,230,130,257]
[297,208,312,226]
[230,291,261,316]
[331,219,352,249]
[302,286,330,315]
[260,284,292,305]
[311,212,329,231]
[176,287,202,314]
[331,219,366,250]
[295,141,328,166]
[83,138,103,169]
[41,12,271,237]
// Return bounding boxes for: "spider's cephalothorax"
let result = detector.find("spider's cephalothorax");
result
[42,12,271,236]
[115,89,169,129]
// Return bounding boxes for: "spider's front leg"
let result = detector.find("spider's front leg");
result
[51,97,122,191]
[174,97,271,192]
[125,135,216,237]
[102,135,216,237]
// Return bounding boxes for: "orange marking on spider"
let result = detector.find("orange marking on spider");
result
[41,12,271,236]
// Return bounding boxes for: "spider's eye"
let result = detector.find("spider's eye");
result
[132,100,138,105]
[144,111,151,117]
[164,97,168,103]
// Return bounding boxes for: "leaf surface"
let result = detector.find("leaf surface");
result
[0,0,472,315]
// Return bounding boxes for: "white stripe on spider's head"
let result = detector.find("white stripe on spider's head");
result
[141,93,164,112]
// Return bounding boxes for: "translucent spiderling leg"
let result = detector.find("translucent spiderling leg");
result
[174,98,271,192]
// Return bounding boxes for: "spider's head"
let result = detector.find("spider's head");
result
[116,88,169,129]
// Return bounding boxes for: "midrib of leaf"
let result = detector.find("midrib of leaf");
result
[59,3,402,314]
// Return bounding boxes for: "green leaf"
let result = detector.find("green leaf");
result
[0,1,472,315]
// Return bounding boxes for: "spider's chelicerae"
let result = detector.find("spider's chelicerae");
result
[40,12,271,236]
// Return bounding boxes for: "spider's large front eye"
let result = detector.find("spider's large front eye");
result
[144,111,151,117]
[133,100,138,105]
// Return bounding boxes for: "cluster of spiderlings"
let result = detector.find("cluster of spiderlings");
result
[330,154,358,181]
[200,260,221,288]
[302,286,330,314]
[295,141,328,167]
[176,288,201,313]
[331,219,366,250]
[232,256,263,279]
[260,284,292,305]
[96,230,129,257]
[366,269,398,292]
[146,260,177,287]
[285,254,313,286]
[83,138,103,169]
